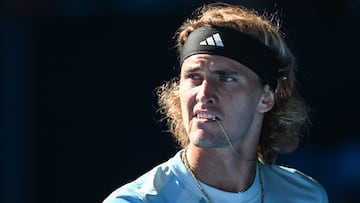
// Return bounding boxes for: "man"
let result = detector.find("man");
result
[103,2,328,203]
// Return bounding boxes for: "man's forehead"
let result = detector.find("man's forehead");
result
[182,54,248,71]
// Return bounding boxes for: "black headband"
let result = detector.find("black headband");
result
[180,26,280,88]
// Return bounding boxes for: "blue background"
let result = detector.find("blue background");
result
[1,0,359,203]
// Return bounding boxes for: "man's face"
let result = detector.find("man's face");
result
[179,54,267,149]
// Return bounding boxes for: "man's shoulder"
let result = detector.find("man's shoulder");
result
[264,163,320,186]
[103,153,182,203]
[262,163,328,202]
[103,164,171,203]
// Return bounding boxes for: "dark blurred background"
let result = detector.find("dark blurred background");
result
[1,0,359,203]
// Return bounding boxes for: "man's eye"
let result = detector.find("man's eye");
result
[220,75,235,82]
[187,73,201,80]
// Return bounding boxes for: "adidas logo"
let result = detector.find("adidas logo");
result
[199,33,224,47]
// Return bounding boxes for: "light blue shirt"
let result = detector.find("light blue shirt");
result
[103,150,328,203]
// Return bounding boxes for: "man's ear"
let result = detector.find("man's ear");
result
[257,85,275,113]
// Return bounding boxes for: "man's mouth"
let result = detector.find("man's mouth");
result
[195,112,219,121]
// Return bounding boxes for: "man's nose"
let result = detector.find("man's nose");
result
[196,79,216,105]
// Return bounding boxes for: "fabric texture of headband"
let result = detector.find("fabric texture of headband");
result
[180,26,280,88]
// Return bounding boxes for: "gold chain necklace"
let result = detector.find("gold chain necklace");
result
[182,151,264,203]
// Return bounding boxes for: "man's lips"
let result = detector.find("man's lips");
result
[194,111,219,121]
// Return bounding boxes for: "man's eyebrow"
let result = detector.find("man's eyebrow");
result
[211,68,240,75]
[214,69,236,74]
[182,66,202,72]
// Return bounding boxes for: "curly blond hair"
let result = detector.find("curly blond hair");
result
[156,2,310,164]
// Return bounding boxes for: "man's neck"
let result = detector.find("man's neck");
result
[184,146,257,192]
